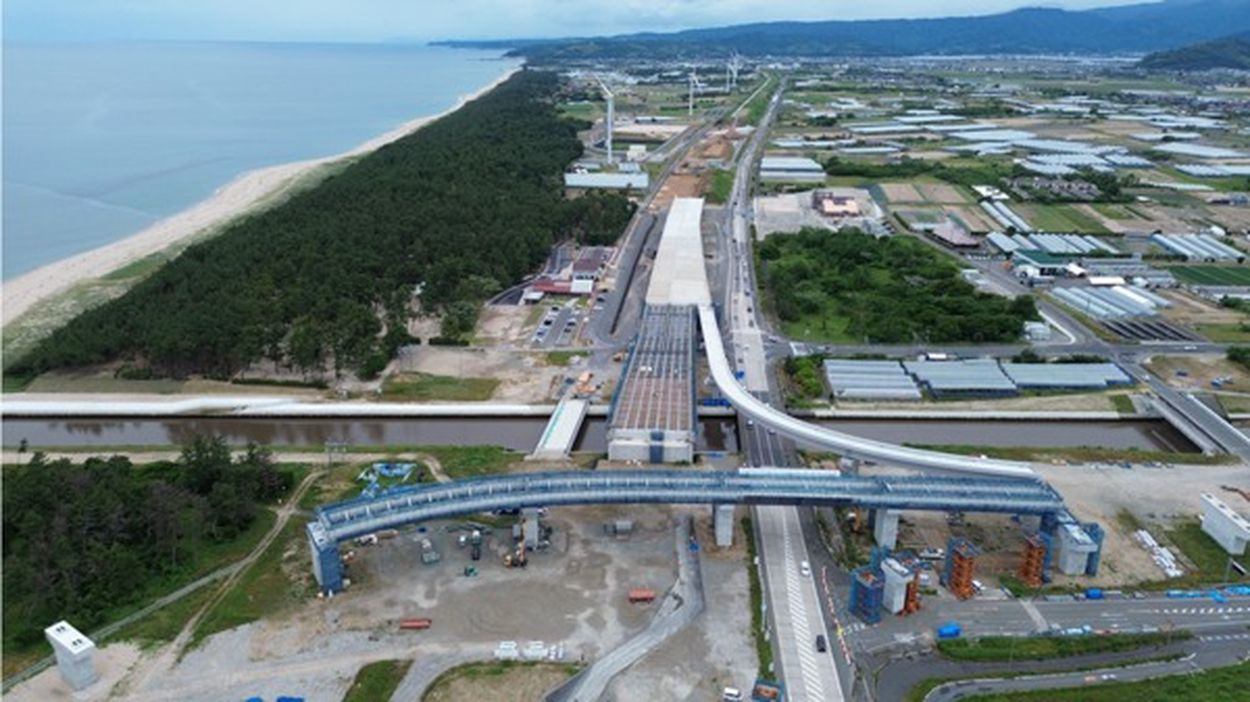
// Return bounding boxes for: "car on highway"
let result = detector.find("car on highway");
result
[815,634,827,653]
[800,560,811,577]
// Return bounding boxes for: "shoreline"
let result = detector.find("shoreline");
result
[1,63,522,328]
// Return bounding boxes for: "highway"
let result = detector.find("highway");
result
[720,77,850,701]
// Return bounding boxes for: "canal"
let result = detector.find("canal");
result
[0,416,1198,454]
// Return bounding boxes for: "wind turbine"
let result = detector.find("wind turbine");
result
[688,69,704,117]
[594,75,615,166]
[729,52,744,91]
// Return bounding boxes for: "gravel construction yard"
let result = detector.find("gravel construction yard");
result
[605,513,758,701]
[40,504,755,702]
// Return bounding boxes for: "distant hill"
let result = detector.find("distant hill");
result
[438,0,1250,59]
[1139,31,1250,70]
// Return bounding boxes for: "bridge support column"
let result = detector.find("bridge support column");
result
[522,508,541,549]
[873,509,900,550]
[713,504,735,547]
[308,523,343,595]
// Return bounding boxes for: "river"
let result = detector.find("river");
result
[0,416,1197,454]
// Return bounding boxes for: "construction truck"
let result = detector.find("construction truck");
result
[470,530,483,561]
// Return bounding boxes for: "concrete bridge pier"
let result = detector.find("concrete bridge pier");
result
[713,504,735,547]
[873,509,900,550]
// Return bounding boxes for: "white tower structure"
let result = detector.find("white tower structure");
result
[687,70,703,116]
[595,76,615,166]
[45,621,98,691]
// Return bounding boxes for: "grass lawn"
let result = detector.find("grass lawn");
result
[191,518,315,646]
[543,350,589,367]
[1166,519,1249,582]
[707,169,734,204]
[962,661,1249,701]
[1197,323,1250,343]
[780,313,857,344]
[1110,394,1136,414]
[1090,203,1134,220]
[937,632,1185,662]
[423,660,580,702]
[741,517,774,680]
[380,372,499,402]
[344,659,413,702]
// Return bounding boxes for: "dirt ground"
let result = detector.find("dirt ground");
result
[395,345,570,403]
[944,205,996,232]
[881,182,925,203]
[918,183,967,204]
[652,174,706,211]
[1158,290,1245,328]
[606,513,758,701]
[1037,460,1250,586]
[74,504,742,702]
[1143,353,1250,392]
[890,458,1250,589]
[7,643,142,702]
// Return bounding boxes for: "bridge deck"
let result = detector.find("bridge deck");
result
[313,469,1064,544]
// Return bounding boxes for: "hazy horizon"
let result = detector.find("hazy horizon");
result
[5,0,1158,44]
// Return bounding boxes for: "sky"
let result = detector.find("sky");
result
[5,0,1157,43]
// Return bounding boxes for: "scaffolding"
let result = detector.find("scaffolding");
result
[850,566,884,624]
[1018,533,1047,588]
[942,537,981,601]
[902,576,922,615]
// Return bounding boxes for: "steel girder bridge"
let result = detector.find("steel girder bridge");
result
[308,468,1065,592]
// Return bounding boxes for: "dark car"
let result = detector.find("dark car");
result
[815,635,827,652]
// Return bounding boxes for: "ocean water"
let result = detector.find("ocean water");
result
[2,41,518,279]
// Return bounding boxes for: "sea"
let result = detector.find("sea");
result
[1,41,519,279]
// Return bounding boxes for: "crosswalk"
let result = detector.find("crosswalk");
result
[1199,632,1250,642]
[1155,606,1249,616]
[780,509,828,701]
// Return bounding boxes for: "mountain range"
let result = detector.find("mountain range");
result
[1139,30,1250,69]
[437,0,1250,59]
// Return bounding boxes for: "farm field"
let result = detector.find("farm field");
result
[1167,266,1250,286]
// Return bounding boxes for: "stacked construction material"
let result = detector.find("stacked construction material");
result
[1134,529,1184,578]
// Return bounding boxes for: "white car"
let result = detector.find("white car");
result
[800,561,811,577]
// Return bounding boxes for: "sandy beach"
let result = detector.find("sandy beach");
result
[1,65,521,328]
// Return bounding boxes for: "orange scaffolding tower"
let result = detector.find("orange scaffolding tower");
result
[902,575,922,614]
[1018,533,1046,589]
[942,537,981,601]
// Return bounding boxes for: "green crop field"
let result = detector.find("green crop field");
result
[1168,266,1250,286]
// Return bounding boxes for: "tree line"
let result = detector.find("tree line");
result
[759,228,1038,344]
[10,71,634,381]
[2,437,295,650]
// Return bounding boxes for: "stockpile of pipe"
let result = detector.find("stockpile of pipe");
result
[1134,529,1184,578]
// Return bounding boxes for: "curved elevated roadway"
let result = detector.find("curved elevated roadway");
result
[696,305,1037,479]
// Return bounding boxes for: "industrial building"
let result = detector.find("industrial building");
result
[822,359,921,401]
[1150,234,1245,263]
[1049,285,1172,320]
[903,359,1017,397]
[607,198,706,463]
[563,172,650,190]
[1200,493,1250,556]
[811,190,861,218]
[1000,362,1132,390]
[758,156,826,183]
